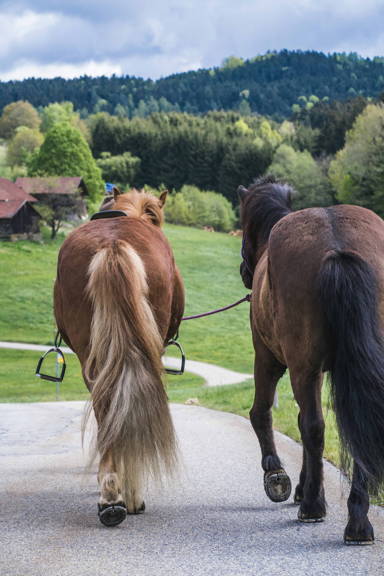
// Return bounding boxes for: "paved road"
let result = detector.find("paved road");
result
[0,341,252,387]
[1,402,384,575]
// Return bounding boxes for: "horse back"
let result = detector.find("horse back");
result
[54,218,183,359]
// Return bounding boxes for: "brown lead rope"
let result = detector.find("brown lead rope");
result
[165,292,252,375]
[181,293,252,321]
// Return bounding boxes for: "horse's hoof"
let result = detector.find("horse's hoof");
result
[344,537,374,546]
[298,501,326,523]
[344,520,374,545]
[264,469,292,503]
[98,501,127,527]
[127,501,145,515]
[298,510,325,523]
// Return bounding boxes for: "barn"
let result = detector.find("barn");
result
[16,177,89,218]
[0,178,41,239]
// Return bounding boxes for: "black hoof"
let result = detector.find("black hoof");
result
[298,499,326,523]
[264,469,292,503]
[344,519,374,545]
[298,510,325,523]
[127,501,145,515]
[98,501,127,527]
[344,538,374,546]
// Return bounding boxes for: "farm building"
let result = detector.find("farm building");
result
[0,178,41,239]
[16,177,89,218]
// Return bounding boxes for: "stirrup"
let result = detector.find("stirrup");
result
[165,338,186,375]
[35,332,66,383]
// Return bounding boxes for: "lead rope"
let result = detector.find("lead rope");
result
[181,293,252,321]
[165,293,252,375]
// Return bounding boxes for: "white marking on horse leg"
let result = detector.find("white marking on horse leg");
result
[98,452,123,505]
[99,472,123,505]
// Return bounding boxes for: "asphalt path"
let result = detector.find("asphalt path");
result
[1,401,384,575]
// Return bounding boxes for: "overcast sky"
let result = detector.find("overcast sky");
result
[0,0,384,81]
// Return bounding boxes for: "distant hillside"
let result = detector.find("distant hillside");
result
[1,50,384,118]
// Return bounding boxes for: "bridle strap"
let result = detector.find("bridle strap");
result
[241,230,254,277]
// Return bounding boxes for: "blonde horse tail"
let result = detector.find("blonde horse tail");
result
[84,240,177,511]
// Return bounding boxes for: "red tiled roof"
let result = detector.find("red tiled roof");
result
[0,178,37,219]
[16,177,84,196]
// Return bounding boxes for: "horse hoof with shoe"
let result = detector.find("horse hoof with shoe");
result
[239,175,384,545]
[98,502,127,527]
[264,469,292,502]
[297,508,326,523]
[344,518,375,545]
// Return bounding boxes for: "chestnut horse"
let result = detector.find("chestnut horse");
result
[238,176,384,544]
[54,188,184,526]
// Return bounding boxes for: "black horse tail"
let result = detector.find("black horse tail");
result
[318,250,384,487]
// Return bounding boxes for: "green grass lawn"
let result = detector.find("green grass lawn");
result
[165,225,253,373]
[0,348,88,402]
[0,224,341,469]
[0,237,61,343]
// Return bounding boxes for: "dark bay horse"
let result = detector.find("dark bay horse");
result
[54,188,184,526]
[238,176,384,544]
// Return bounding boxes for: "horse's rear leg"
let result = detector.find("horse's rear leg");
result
[81,372,127,527]
[293,413,307,503]
[251,332,291,502]
[97,446,145,524]
[344,462,374,545]
[97,450,128,527]
[291,369,326,522]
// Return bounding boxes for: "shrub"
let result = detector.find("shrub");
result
[165,185,235,232]
[96,151,141,188]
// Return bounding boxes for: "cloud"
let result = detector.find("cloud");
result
[0,59,123,81]
[0,0,384,81]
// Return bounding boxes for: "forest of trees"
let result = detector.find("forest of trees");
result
[0,51,384,119]
[1,50,384,232]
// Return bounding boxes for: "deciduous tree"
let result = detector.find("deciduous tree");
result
[7,127,43,167]
[29,122,104,206]
[269,144,333,208]
[329,104,384,215]
[0,101,41,139]
[34,188,83,239]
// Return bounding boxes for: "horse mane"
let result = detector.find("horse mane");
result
[243,175,294,246]
[112,189,164,226]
